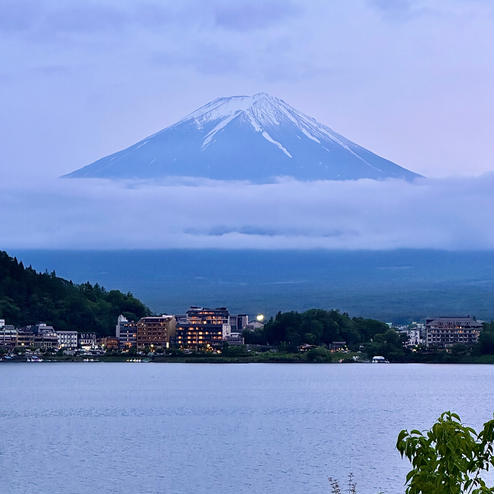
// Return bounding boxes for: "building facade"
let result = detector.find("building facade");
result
[79,333,97,350]
[136,315,176,349]
[224,332,245,346]
[425,316,482,348]
[0,325,18,349]
[116,315,137,349]
[16,330,34,348]
[100,336,119,351]
[229,314,249,332]
[33,332,59,350]
[175,307,230,349]
[56,331,78,349]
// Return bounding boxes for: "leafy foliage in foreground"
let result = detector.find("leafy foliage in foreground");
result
[331,413,494,493]
[397,412,494,494]
[0,251,149,335]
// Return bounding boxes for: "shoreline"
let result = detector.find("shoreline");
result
[2,356,492,365]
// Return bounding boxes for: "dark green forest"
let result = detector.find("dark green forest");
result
[244,309,494,362]
[244,309,389,348]
[0,251,149,336]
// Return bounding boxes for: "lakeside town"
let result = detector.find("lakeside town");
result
[0,306,488,363]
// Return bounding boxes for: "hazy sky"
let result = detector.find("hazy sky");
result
[0,0,492,180]
[0,0,492,252]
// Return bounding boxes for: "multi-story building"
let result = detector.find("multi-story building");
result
[56,331,78,350]
[33,332,59,350]
[20,323,59,350]
[79,333,97,350]
[175,307,230,349]
[136,315,176,350]
[116,315,137,349]
[229,314,249,332]
[0,325,18,349]
[405,329,423,347]
[100,336,119,351]
[16,329,34,348]
[31,323,56,334]
[425,316,482,349]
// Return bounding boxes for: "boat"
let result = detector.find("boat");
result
[371,355,390,364]
[26,355,44,363]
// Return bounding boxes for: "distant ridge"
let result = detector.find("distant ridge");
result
[65,93,420,182]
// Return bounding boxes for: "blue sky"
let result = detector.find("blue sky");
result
[0,0,492,180]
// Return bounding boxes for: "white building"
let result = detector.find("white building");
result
[79,333,97,350]
[0,325,18,348]
[56,330,78,350]
[116,314,127,338]
[244,321,264,331]
[116,314,137,348]
[406,329,423,347]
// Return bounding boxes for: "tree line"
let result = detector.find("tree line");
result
[244,309,390,348]
[0,251,149,336]
[244,309,494,361]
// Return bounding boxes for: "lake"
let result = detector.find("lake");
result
[1,363,492,494]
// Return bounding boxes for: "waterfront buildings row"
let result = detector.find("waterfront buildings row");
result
[0,313,484,352]
[0,320,97,351]
[0,306,251,352]
[116,307,249,350]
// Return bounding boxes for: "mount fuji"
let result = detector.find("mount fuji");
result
[65,93,420,182]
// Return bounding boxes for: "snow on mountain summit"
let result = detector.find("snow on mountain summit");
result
[65,93,420,182]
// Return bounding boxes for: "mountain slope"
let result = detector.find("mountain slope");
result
[0,251,149,336]
[65,93,420,181]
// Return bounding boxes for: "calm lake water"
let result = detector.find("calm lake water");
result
[1,363,492,494]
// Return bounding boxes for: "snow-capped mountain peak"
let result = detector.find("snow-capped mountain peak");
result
[65,93,420,182]
[177,93,345,156]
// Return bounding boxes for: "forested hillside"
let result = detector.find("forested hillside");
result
[244,309,389,348]
[0,251,149,335]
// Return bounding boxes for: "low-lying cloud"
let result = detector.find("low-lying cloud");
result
[0,175,492,250]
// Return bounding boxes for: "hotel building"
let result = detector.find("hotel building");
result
[116,315,137,349]
[425,316,482,348]
[175,306,231,349]
[136,315,176,349]
[56,330,78,349]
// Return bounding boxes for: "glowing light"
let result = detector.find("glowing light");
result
[256,314,265,322]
